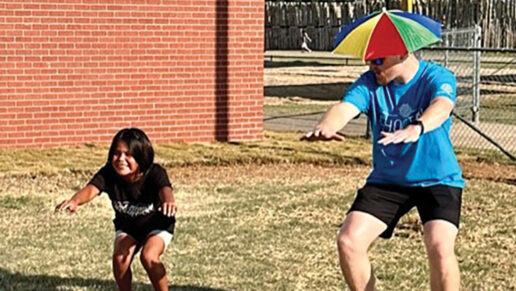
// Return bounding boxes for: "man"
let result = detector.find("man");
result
[302,53,464,291]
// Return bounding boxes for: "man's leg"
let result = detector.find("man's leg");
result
[423,220,460,291]
[337,211,387,291]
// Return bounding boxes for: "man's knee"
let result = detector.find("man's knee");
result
[424,232,457,265]
[336,212,386,258]
[427,238,455,257]
[424,220,458,261]
[337,229,368,257]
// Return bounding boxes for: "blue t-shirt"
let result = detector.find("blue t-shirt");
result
[343,60,464,188]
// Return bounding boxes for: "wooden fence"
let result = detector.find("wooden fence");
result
[265,0,516,51]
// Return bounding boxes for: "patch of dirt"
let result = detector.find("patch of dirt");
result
[460,160,516,185]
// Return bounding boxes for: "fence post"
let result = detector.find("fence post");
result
[472,25,482,123]
[444,38,449,67]
[401,0,413,12]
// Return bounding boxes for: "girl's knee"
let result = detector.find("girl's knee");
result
[113,252,132,267]
[140,251,162,269]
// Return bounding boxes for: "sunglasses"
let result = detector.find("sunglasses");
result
[369,58,385,66]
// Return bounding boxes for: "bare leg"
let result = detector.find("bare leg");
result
[336,211,387,291]
[423,220,460,291]
[112,233,138,291]
[140,235,168,291]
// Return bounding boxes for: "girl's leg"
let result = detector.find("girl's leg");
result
[140,234,168,291]
[112,232,139,291]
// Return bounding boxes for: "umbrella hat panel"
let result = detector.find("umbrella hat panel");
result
[388,12,441,52]
[390,10,441,38]
[365,13,408,60]
[332,11,381,50]
[332,9,442,60]
[332,12,382,58]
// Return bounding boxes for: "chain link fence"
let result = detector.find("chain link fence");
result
[420,27,516,159]
[264,25,515,159]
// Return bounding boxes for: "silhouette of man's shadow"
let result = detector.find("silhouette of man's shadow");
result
[0,268,226,291]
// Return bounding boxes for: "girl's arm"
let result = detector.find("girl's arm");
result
[55,184,100,213]
[158,186,177,217]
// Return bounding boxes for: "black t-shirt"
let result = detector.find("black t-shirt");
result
[89,163,175,238]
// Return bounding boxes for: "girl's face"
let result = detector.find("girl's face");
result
[111,141,140,180]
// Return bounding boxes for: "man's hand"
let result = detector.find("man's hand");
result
[158,201,177,217]
[55,199,79,213]
[377,124,422,145]
[300,102,359,142]
[300,128,344,142]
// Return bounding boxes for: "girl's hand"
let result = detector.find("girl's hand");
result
[158,201,177,217]
[55,199,79,213]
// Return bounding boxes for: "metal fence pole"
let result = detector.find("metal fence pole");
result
[472,25,482,123]
[365,118,371,140]
[444,30,450,68]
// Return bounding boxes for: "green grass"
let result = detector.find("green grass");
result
[478,94,516,125]
[264,102,331,117]
[0,131,515,290]
[454,147,515,164]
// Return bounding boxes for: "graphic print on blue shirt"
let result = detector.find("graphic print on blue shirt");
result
[378,89,424,133]
[343,61,464,188]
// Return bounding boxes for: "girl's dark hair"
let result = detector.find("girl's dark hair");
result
[107,128,155,174]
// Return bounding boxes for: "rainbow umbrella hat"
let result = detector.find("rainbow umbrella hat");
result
[333,8,441,61]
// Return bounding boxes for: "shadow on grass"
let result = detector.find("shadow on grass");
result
[0,268,226,291]
[264,82,352,101]
[481,73,516,84]
[265,60,343,68]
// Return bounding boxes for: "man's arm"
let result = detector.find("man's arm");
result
[378,97,454,145]
[301,102,361,141]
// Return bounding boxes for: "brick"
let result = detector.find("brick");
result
[0,0,263,148]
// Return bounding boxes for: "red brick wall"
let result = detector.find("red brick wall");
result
[0,0,264,148]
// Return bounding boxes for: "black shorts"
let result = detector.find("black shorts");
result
[115,213,175,245]
[348,183,462,239]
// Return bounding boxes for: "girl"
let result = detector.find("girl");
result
[56,128,177,291]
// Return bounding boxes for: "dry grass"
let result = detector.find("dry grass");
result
[0,131,514,290]
[0,131,371,176]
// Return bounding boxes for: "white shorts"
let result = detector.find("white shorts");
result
[115,229,173,250]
